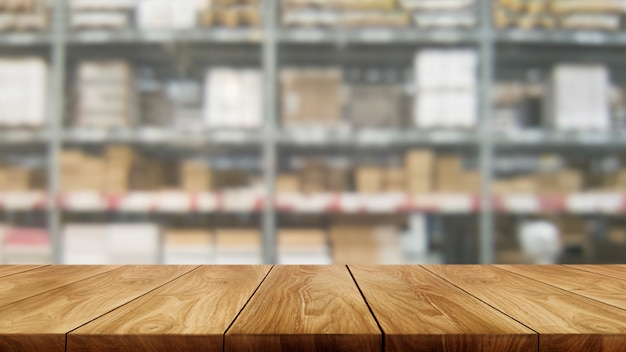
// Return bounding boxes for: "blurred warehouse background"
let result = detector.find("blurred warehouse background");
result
[0,0,626,265]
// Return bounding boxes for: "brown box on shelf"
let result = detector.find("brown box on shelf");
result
[105,145,135,166]
[460,171,481,194]
[330,225,404,264]
[0,167,31,191]
[405,149,435,175]
[299,158,327,193]
[327,166,351,193]
[347,84,407,128]
[356,167,383,193]
[180,162,212,193]
[384,168,405,193]
[406,176,432,194]
[277,174,300,193]
[281,68,343,127]
[278,229,328,248]
[556,169,583,193]
[212,170,249,190]
[609,226,626,244]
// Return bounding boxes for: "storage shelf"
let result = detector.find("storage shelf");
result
[0,32,51,46]
[279,28,479,44]
[67,28,263,45]
[3,191,623,215]
[496,30,626,46]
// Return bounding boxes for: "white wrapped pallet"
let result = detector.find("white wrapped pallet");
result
[0,58,47,127]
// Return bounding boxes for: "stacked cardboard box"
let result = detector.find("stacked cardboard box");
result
[0,0,48,32]
[199,0,261,28]
[356,166,384,193]
[546,64,610,131]
[402,0,476,29]
[282,0,410,28]
[2,228,51,264]
[385,168,406,193]
[70,0,134,29]
[278,229,331,264]
[180,161,212,193]
[299,158,327,193]
[164,229,214,264]
[347,84,408,129]
[494,0,624,31]
[0,58,47,127]
[434,155,481,193]
[60,150,106,193]
[405,149,434,194]
[0,166,33,191]
[281,68,343,128]
[330,225,405,264]
[414,49,477,129]
[204,68,262,129]
[103,145,134,194]
[215,229,262,264]
[276,173,300,193]
[75,61,135,129]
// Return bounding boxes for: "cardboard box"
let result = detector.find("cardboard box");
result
[281,68,343,127]
[384,168,405,193]
[180,161,212,193]
[277,174,300,193]
[0,58,47,127]
[347,84,406,128]
[330,225,404,264]
[356,167,383,193]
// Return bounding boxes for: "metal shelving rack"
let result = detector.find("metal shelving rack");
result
[13,0,623,264]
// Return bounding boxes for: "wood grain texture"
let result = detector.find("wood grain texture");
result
[426,265,626,352]
[226,265,382,352]
[0,265,121,308]
[68,265,272,352]
[567,265,626,281]
[349,265,537,352]
[499,265,626,312]
[0,265,196,352]
[0,265,46,278]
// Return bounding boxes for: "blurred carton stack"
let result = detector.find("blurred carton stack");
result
[103,145,134,194]
[0,166,37,191]
[2,228,51,264]
[0,0,48,32]
[405,149,434,194]
[278,229,331,264]
[281,0,411,28]
[180,161,213,193]
[281,68,343,128]
[435,155,480,193]
[75,61,136,129]
[204,68,262,129]
[330,226,404,264]
[215,229,262,264]
[299,158,328,193]
[0,58,47,127]
[59,150,106,192]
[164,229,214,264]
[414,49,477,129]
[346,67,408,129]
[546,64,610,131]
[70,0,134,29]
[356,166,384,193]
[401,0,477,29]
[493,0,625,31]
[276,173,300,193]
[199,0,261,28]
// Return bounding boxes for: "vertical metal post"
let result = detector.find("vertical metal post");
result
[261,0,278,264]
[478,0,495,264]
[48,0,67,264]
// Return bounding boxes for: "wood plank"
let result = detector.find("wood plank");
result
[349,265,537,352]
[499,265,626,312]
[0,265,121,308]
[0,265,46,278]
[68,265,272,352]
[426,265,626,352]
[566,265,626,281]
[0,265,196,352]
[226,265,382,352]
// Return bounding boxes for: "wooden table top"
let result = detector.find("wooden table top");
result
[0,265,625,352]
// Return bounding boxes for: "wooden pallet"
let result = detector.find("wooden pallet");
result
[0,264,625,351]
